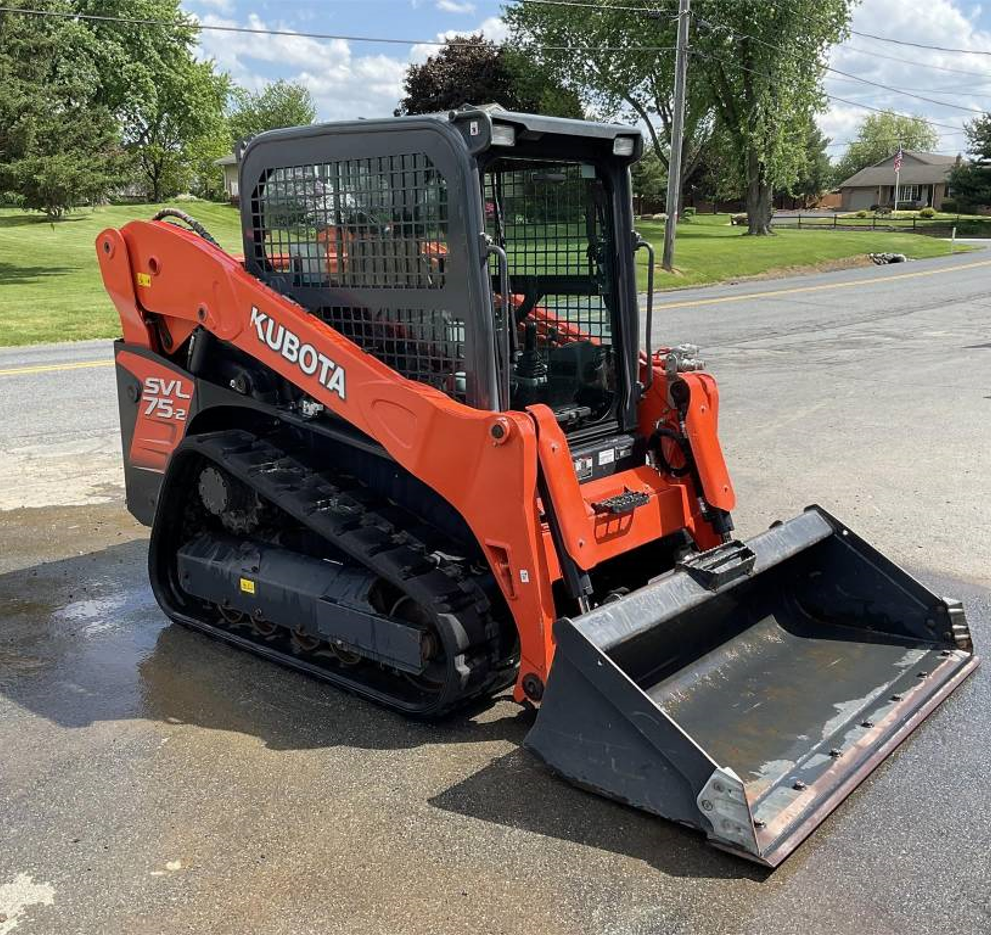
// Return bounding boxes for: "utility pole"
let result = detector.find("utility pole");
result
[662,0,691,272]
[893,139,902,213]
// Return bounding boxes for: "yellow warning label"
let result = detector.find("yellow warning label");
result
[239,577,256,595]
[136,272,152,287]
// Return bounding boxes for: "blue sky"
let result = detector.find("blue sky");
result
[185,0,991,156]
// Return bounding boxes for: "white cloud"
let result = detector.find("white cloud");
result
[474,15,509,44]
[193,10,509,121]
[195,12,407,120]
[410,15,509,62]
[822,0,991,155]
[436,0,477,13]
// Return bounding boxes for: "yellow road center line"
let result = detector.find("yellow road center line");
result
[0,359,115,377]
[653,257,991,310]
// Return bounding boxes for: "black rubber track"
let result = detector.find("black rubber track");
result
[148,429,517,717]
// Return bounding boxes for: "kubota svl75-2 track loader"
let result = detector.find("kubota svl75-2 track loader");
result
[98,108,977,866]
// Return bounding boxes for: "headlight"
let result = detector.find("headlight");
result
[613,137,636,156]
[491,123,516,147]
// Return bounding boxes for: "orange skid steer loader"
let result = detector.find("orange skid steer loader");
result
[98,109,977,866]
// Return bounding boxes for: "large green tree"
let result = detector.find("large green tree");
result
[693,0,851,234]
[789,121,834,206]
[0,1,121,217]
[81,0,229,200]
[1,0,230,209]
[125,55,229,201]
[508,0,852,235]
[506,1,713,213]
[631,148,667,213]
[834,111,940,183]
[395,35,582,118]
[948,113,991,209]
[229,80,317,144]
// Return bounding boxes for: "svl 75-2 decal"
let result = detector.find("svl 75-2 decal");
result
[143,376,191,421]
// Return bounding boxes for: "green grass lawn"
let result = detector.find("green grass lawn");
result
[0,203,971,346]
[0,202,242,346]
[635,213,966,291]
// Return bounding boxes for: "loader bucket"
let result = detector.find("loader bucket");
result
[525,506,978,866]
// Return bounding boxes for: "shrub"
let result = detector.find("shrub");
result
[940,198,958,214]
[682,206,696,218]
[919,206,936,219]
[955,218,991,236]
[856,210,869,218]
[874,205,892,217]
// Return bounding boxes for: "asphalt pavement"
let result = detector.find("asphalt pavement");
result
[1,251,990,934]
[0,340,118,510]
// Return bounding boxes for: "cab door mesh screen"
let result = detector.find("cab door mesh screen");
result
[251,153,448,290]
[248,151,467,400]
[318,305,467,402]
[484,161,613,348]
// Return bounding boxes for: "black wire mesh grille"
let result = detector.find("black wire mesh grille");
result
[250,153,448,290]
[484,161,614,349]
[318,305,468,402]
[248,150,468,399]
[485,162,595,276]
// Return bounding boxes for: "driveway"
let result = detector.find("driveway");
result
[2,252,990,934]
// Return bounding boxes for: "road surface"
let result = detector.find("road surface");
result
[1,251,990,934]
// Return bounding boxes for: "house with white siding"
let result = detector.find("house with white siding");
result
[215,154,239,202]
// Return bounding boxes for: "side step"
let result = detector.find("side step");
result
[525,506,978,866]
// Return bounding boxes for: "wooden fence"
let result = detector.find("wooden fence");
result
[770,214,991,236]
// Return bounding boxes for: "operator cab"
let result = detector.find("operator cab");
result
[239,106,643,437]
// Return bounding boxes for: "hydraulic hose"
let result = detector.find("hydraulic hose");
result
[151,208,221,248]
[649,425,693,478]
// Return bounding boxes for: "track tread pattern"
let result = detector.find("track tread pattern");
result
[176,429,513,716]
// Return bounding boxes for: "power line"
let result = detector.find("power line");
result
[692,49,968,134]
[824,133,968,149]
[695,15,987,115]
[850,28,991,58]
[826,75,991,95]
[531,0,991,80]
[5,1,980,142]
[825,63,986,113]
[836,41,991,80]
[0,5,677,52]
[817,92,964,133]
[518,0,675,13]
[523,0,991,80]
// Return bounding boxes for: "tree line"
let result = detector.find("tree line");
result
[0,0,315,218]
[400,4,989,225]
[3,1,989,222]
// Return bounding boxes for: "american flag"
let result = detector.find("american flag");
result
[893,147,904,173]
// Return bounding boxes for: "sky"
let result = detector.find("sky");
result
[184,0,991,158]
